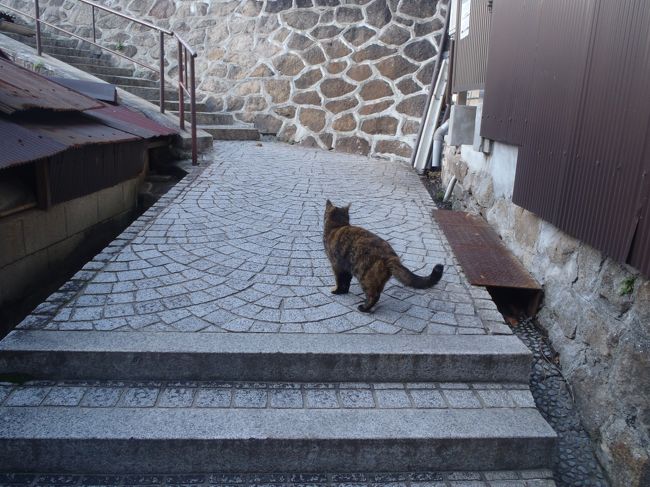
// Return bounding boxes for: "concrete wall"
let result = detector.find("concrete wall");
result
[0,178,139,307]
[8,0,448,162]
[442,139,650,487]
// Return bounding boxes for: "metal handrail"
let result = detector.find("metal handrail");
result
[0,0,198,165]
[78,0,172,37]
[175,33,198,166]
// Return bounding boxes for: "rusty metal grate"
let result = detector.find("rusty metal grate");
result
[435,210,541,290]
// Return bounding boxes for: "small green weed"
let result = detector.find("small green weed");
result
[619,276,636,296]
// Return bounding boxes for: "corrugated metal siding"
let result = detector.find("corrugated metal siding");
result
[48,140,146,205]
[480,0,650,276]
[452,0,492,92]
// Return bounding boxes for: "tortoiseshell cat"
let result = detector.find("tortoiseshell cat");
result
[323,200,444,312]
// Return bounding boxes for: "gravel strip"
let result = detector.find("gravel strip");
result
[514,318,609,487]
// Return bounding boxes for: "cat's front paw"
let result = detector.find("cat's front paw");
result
[357,304,373,313]
[331,286,348,294]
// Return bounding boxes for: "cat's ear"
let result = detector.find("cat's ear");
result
[326,199,333,208]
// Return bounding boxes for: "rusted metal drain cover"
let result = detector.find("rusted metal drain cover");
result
[435,210,542,314]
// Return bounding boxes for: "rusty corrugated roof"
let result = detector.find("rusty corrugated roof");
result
[0,58,102,115]
[0,118,67,169]
[21,113,140,147]
[48,76,117,104]
[86,104,177,139]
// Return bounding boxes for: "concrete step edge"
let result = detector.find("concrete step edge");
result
[202,125,261,140]
[0,407,556,473]
[72,64,134,76]
[170,111,236,125]
[0,331,532,382]
[0,470,558,485]
[100,75,160,87]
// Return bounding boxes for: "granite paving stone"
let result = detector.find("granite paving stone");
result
[14,142,506,336]
[0,381,539,411]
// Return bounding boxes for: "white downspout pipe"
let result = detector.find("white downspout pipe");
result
[430,120,449,170]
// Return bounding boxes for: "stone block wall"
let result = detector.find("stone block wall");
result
[0,179,139,307]
[442,142,650,487]
[11,0,447,161]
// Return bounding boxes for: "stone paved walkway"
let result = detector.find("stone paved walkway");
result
[18,142,509,336]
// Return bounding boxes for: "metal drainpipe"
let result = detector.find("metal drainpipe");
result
[431,120,449,169]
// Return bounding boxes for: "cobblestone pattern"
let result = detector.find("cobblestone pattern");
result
[0,469,556,486]
[18,142,508,335]
[0,381,534,410]
[514,319,609,487]
[8,0,447,162]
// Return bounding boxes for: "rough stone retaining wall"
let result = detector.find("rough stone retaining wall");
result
[442,143,650,487]
[15,0,447,161]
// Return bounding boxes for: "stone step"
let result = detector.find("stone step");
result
[0,380,556,473]
[202,124,261,140]
[0,331,532,382]
[171,110,236,125]
[36,45,105,59]
[163,99,211,112]
[48,52,118,67]
[3,33,79,49]
[98,74,160,88]
[0,469,558,485]
[69,63,135,77]
[119,84,178,101]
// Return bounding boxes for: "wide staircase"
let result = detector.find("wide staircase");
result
[0,329,556,479]
[9,31,260,141]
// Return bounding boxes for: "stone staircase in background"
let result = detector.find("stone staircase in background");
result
[8,32,260,141]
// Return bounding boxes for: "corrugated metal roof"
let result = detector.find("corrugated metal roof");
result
[21,113,140,147]
[47,76,117,104]
[0,118,67,169]
[0,58,102,115]
[86,104,177,139]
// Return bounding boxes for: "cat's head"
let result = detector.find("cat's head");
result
[325,199,350,226]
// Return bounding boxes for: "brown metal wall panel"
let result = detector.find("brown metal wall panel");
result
[481,0,541,144]
[481,0,650,276]
[511,0,597,219]
[452,0,492,92]
[554,0,650,264]
[628,123,650,275]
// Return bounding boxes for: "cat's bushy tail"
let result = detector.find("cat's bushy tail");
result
[388,258,444,289]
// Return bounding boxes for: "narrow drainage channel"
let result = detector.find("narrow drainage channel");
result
[0,160,187,340]
[513,317,609,487]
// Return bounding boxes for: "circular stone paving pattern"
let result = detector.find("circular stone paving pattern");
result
[34,143,488,335]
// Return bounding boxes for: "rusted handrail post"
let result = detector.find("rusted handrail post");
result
[177,40,185,130]
[34,0,41,55]
[190,53,197,165]
[91,5,96,43]
[159,31,165,113]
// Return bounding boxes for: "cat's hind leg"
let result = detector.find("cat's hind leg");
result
[331,269,352,294]
[357,270,388,313]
